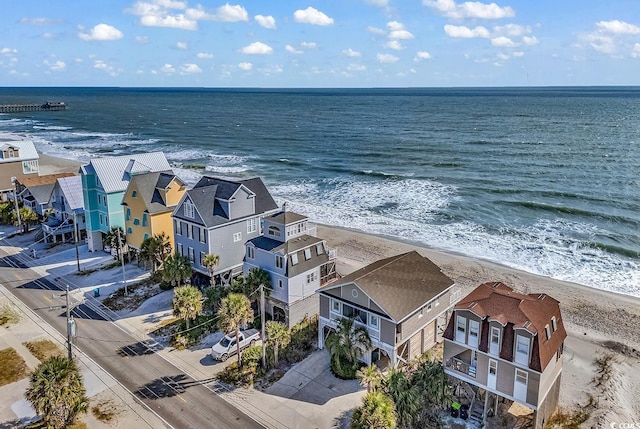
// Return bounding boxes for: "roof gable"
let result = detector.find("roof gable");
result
[54,176,84,211]
[84,152,171,194]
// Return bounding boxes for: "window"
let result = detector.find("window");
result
[419,308,424,318]
[143,233,149,241]
[187,224,193,239]
[132,190,137,198]
[304,248,312,260]
[456,315,466,343]
[125,208,131,221]
[199,227,207,243]
[175,220,181,235]
[99,214,103,225]
[545,325,551,340]
[22,160,39,174]
[177,243,183,256]
[316,243,324,255]
[247,247,255,259]
[515,335,530,366]
[369,314,379,329]
[127,227,132,234]
[516,369,527,384]
[184,201,194,218]
[103,195,107,206]
[8,149,14,157]
[490,327,501,355]
[142,213,148,227]
[489,359,497,376]
[199,251,205,266]
[306,272,317,283]
[278,279,283,288]
[133,218,140,226]
[268,225,281,237]
[275,255,284,269]
[291,253,298,265]
[427,303,433,312]
[551,316,557,332]
[247,218,257,233]
[468,320,479,348]
[331,299,340,314]
[188,247,195,263]
[233,232,242,242]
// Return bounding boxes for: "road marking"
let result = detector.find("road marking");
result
[42,295,53,304]
[177,394,187,403]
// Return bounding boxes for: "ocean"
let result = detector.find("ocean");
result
[0,87,638,296]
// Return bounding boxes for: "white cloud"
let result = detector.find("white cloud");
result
[44,59,66,71]
[239,42,273,55]
[258,64,283,75]
[522,35,538,46]
[161,63,175,73]
[368,26,386,35]
[376,53,399,63]
[494,24,531,37]
[0,48,17,55]
[491,36,516,47]
[135,35,149,44]
[387,21,414,39]
[78,23,123,41]
[424,0,515,19]
[196,52,214,59]
[180,63,202,73]
[347,63,367,71]
[140,14,197,30]
[255,15,276,29]
[186,3,248,22]
[286,45,303,54]
[93,59,120,76]
[342,48,361,57]
[364,0,389,5]
[386,41,405,50]
[239,62,253,70]
[176,41,188,50]
[444,24,490,38]
[596,20,640,35]
[414,51,432,61]
[294,7,334,26]
[632,43,640,58]
[512,51,524,57]
[301,42,317,49]
[19,17,59,25]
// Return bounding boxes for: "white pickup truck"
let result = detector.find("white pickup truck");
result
[210,329,260,361]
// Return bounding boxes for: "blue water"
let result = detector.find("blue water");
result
[1,87,638,296]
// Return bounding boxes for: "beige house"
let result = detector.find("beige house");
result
[318,251,458,368]
[0,135,39,201]
[443,282,567,429]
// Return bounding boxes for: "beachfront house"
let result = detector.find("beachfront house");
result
[121,171,187,253]
[0,134,40,202]
[15,173,76,217]
[80,152,172,252]
[318,251,458,368]
[443,282,566,429]
[243,206,338,327]
[171,176,279,285]
[42,175,86,244]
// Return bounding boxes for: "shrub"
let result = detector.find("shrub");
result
[159,281,174,291]
[330,354,361,380]
[216,361,258,386]
[0,303,20,326]
[242,345,263,368]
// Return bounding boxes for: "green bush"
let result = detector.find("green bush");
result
[281,315,318,364]
[216,361,258,386]
[159,281,173,291]
[242,345,263,367]
[330,354,361,380]
[170,314,217,348]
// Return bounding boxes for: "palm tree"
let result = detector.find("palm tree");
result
[412,358,451,414]
[324,317,372,375]
[162,253,192,288]
[173,285,203,330]
[357,364,382,393]
[25,356,89,429]
[103,226,126,259]
[202,253,220,286]
[351,391,396,429]
[140,232,173,273]
[19,207,39,232]
[139,235,158,271]
[384,368,421,428]
[265,321,290,367]
[217,293,253,365]
[244,268,273,320]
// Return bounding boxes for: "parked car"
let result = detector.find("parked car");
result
[210,329,260,361]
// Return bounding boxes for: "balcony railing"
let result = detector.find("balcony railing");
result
[446,357,477,378]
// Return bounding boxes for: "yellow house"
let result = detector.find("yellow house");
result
[121,172,186,252]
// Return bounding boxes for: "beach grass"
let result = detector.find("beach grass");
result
[0,347,29,386]
[23,339,63,361]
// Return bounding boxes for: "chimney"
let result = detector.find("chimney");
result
[282,201,288,212]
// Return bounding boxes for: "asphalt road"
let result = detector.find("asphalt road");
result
[0,243,263,429]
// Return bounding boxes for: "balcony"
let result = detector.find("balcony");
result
[446,356,477,378]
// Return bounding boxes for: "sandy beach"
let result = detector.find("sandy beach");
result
[33,152,640,426]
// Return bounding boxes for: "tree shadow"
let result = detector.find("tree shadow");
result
[333,409,353,429]
[134,374,218,400]
[116,339,164,357]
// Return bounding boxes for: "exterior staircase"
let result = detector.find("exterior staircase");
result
[468,399,484,427]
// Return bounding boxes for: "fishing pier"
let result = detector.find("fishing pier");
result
[0,101,66,113]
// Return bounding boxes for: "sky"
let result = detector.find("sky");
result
[1,0,639,87]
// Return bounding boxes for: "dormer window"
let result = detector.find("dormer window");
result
[275,255,284,269]
[291,253,298,265]
[545,324,551,340]
[8,149,14,158]
[268,225,281,237]
[304,248,312,260]
[184,201,194,218]
[132,190,137,198]
[515,334,530,366]
[247,247,254,259]
[316,243,324,255]
[551,316,557,332]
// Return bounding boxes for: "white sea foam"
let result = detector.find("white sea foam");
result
[32,125,73,131]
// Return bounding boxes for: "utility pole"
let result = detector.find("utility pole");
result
[260,284,266,368]
[12,178,21,233]
[65,285,73,360]
[117,228,127,295]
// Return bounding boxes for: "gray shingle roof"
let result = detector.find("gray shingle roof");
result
[56,176,84,211]
[26,183,55,205]
[320,251,454,322]
[248,234,328,277]
[126,172,184,214]
[82,152,171,194]
[268,211,307,225]
[178,176,278,227]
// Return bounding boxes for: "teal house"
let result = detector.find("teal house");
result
[80,152,171,252]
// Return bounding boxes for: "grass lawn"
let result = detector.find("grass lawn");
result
[23,339,63,361]
[0,347,30,386]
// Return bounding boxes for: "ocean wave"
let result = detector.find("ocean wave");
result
[32,125,73,131]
